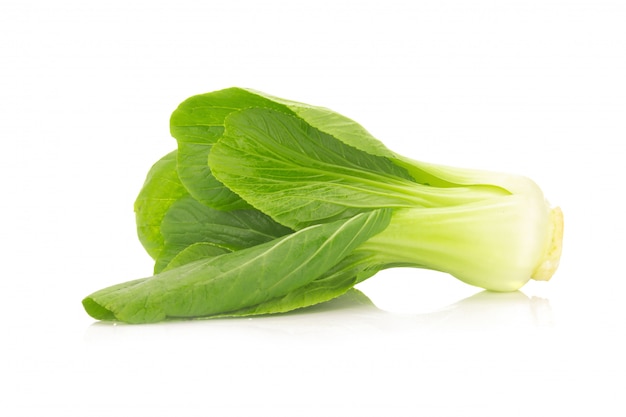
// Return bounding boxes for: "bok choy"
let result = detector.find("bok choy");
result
[82,87,563,323]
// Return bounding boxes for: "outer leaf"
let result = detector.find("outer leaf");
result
[170,87,294,209]
[154,195,292,273]
[134,151,189,260]
[82,209,392,323]
[247,88,397,159]
[250,89,490,189]
[170,87,431,209]
[240,90,468,188]
[173,87,506,199]
[210,108,497,229]
[216,250,382,317]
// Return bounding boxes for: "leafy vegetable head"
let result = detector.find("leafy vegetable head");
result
[83,87,563,323]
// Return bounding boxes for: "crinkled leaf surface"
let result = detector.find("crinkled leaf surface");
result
[82,209,391,323]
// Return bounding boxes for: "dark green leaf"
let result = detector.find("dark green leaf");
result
[154,195,292,273]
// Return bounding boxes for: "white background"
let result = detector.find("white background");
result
[2,0,625,416]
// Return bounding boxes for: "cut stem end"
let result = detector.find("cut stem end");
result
[531,206,564,282]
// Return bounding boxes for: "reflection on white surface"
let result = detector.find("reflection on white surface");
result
[77,289,567,417]
[411,290,554,329]
[84,289,553,344]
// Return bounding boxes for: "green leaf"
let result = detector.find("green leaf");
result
[209,108,424,229]
[177,141,249,210]
[161,242,231,272]
[134,151,189,260]
[170,87,466,212]
[217,250,382,317]
[170,87,405,210]
[82,209,392,323]
[210,108,506,229]
[170,87,295,209]
[248,88,398,159]
[154,194,293,273]
[254,91,496,189]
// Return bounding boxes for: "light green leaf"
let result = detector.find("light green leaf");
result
[82,209,392,323]
[134,151,189,260]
